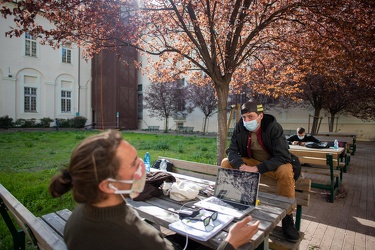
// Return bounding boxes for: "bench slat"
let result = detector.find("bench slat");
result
[260,177,311,193]
[56,209,72,221]
[159,157,220,176]
[41,212,67,238]
[171,168,217,181]
[301,167,341,177]
[291,150,337,158]
[259,178,310,207]
[38,218,65,242]
[299,157,341,167]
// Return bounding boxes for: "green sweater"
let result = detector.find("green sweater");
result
[64,202,174,250]
[64,201,235,250]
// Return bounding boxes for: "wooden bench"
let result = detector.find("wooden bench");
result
[291,151,344,203]
[176,126,194,134]
[147,126,160,132]
[157,156,311,249]
[0,184,69,250]
[1,185,169,250]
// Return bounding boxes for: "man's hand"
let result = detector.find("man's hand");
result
[292,141,299,145]
[225,216,260,249]
[239,164,259,172]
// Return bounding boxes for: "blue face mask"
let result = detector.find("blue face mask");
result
[243,119,259,131]
[298,135,305,140]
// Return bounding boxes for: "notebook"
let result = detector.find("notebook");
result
[168,209,234,241]
[194,168,260,219]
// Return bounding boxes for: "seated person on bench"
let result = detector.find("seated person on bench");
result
[221,100,300,243]
[287,127,320,146]
[49,130,259,250]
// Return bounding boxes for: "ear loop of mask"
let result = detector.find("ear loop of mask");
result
[106,182,128,205]
[107,178,133,194]
[108,183,126,208]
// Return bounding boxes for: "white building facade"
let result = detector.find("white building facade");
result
[0,9,92,125]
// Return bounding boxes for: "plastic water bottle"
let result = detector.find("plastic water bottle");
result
[334,139,339,151]
[144,152,151,172]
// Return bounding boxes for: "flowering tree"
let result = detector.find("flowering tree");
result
[187,83,217,134]
[144,81,192,133]
[1,0,373,163]
[282,1,375,132]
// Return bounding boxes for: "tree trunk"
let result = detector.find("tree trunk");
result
[203,116,208,134]
[164,116,169,133]
[215,86,229,165]
[311,108,321,135]
[328,113,337,132]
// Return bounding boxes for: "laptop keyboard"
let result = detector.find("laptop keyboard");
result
[222,200,249,210]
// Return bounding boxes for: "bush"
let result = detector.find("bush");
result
[59,119,70,128]
[40,117,53,128]
[0,115,13,129]
[11,116,87,128]
[15,118,32,128]
[14,118,40,128]
[69,116,87,128]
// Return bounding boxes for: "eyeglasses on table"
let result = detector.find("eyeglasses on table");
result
[183,211,219,232]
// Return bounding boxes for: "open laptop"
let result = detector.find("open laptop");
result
[194,168,260,219]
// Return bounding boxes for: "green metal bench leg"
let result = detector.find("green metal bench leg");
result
[330,183,335,203]
[327,154,335,203]
[255,236,269,250]
[351,138,356,155]
[0,200,26,250]
[12,231,25,250]
[295,205,302,231]
[344,155,349,173]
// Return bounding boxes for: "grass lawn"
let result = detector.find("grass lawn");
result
[0,129,219,249]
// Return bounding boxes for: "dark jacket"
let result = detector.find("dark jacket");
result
[226,114,291,174]
[287,134,320,145]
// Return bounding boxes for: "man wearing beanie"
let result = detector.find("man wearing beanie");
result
[221,99,300,243]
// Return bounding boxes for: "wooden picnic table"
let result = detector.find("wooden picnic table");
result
[1,170,295,250]
[315,132,357,154]
[289,144,350,173]
[314,135,356,156]
[289,145,346,202]
[289,145,344,161]
[314,136,352,144]
[126,170,296,250]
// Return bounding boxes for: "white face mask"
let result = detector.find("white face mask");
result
[298,135,305,140]
[107,160,146,199]
[243,118,259,131]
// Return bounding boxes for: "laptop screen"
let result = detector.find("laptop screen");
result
[214,168,260,206]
